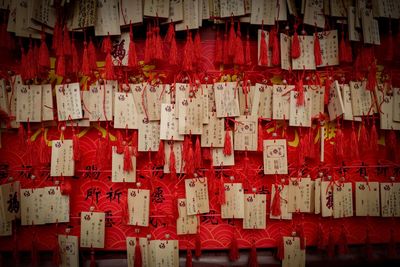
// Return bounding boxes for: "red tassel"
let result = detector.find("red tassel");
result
[223,130,232,156]
[186,249,193,267]
[296,79,305,106]
[164,22,174,44]
[296,224,306,250]
[359,121,369,154]
[248,243,258,267]
[223,30,229,65]
[388,229,396,257]
[52,240,61,266]
[88,39,97,71]
[324,78,333,105]
[345,39,352,62]
[90,250,96,267]
[82,42,90,76]
[193,31,202,65]
[183,31,194,71]
[39,32,50,69]
[56,55,65,77]
[61,179,72,195]
[169,31,178,65]
[123,145,133,172]
[215,31,223,64]
[338,226,348,255]
[202,147,211,161]
[71,38,79,74]
[27,42,36,79]
[228,18,236,57]
[103,36,114,80]
[271,28,280,65]
[370,120,378,152]
[116,131,124,154]
[259,30,268,66]
[291,26,301,59]
[18,123,25,145]
[72,129,80,161]
[169,143,177,177]
[234,22,244,65]
[184,139,194,176]
[156,140,165,166]
[131,130,138,157]
[335,125,344,159]
[39,130,50,164]
[257,121,263,152]
[350,123,360,160]
[245,33,252,65]
[195,233,202,258]
[144,27,151,63]
[128,24,138,68]
[327,228,335,257]
[314,32,322,66]
[271,184,282,217]
[316,224,325,250]
[367,60,377,91]
[194,136,201,169]
[63,26,71,56]
[155,26,163,61]
[134,238,142,267]
[276,236,284,260]
[229,232,239,261]
[218,176,226,205]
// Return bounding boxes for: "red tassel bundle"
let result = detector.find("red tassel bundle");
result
[39,32,50,69]
[193,31,202,66]
[82,41,91,76]
[350,123,360,160]
[291,25,301,59]
[271,28,280,65]
[259,30,268,66]
[144,26,152,63]
[367,60,377,91]
[359,121,369,154]
[134,238,143,267]
[88,39,97,71]
[194,136,201,169]
[324,77,333,105]
[339,30,347,63]
[183,31,194,71]
[195,233,202,258]
[245,33,252,65]
[335,125,344,159]
[164,22,174,44]
[228,18,236,57]
[128,23,138,68]
[271,184,282,217]
[229,232,239,261]
[103,35,115,80]
[223,130,232,156]
[183,136,194,175]
[72,128,80,161]
[156,140,165,166]
[215,30,223,65]
[370,119,378,152]
[39,130,50,164]
[63,26,71,56]
[60,179,72,195]
[123,145,133,172]
[154,25,163,61]
[248,243,259,267]
[71,38,80,74]
[234,22,244,65]
[314,32,322,66]
[172,193,180,220]
[296,78,305,106]
[186,249,193,267]
[169,143,177,177]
